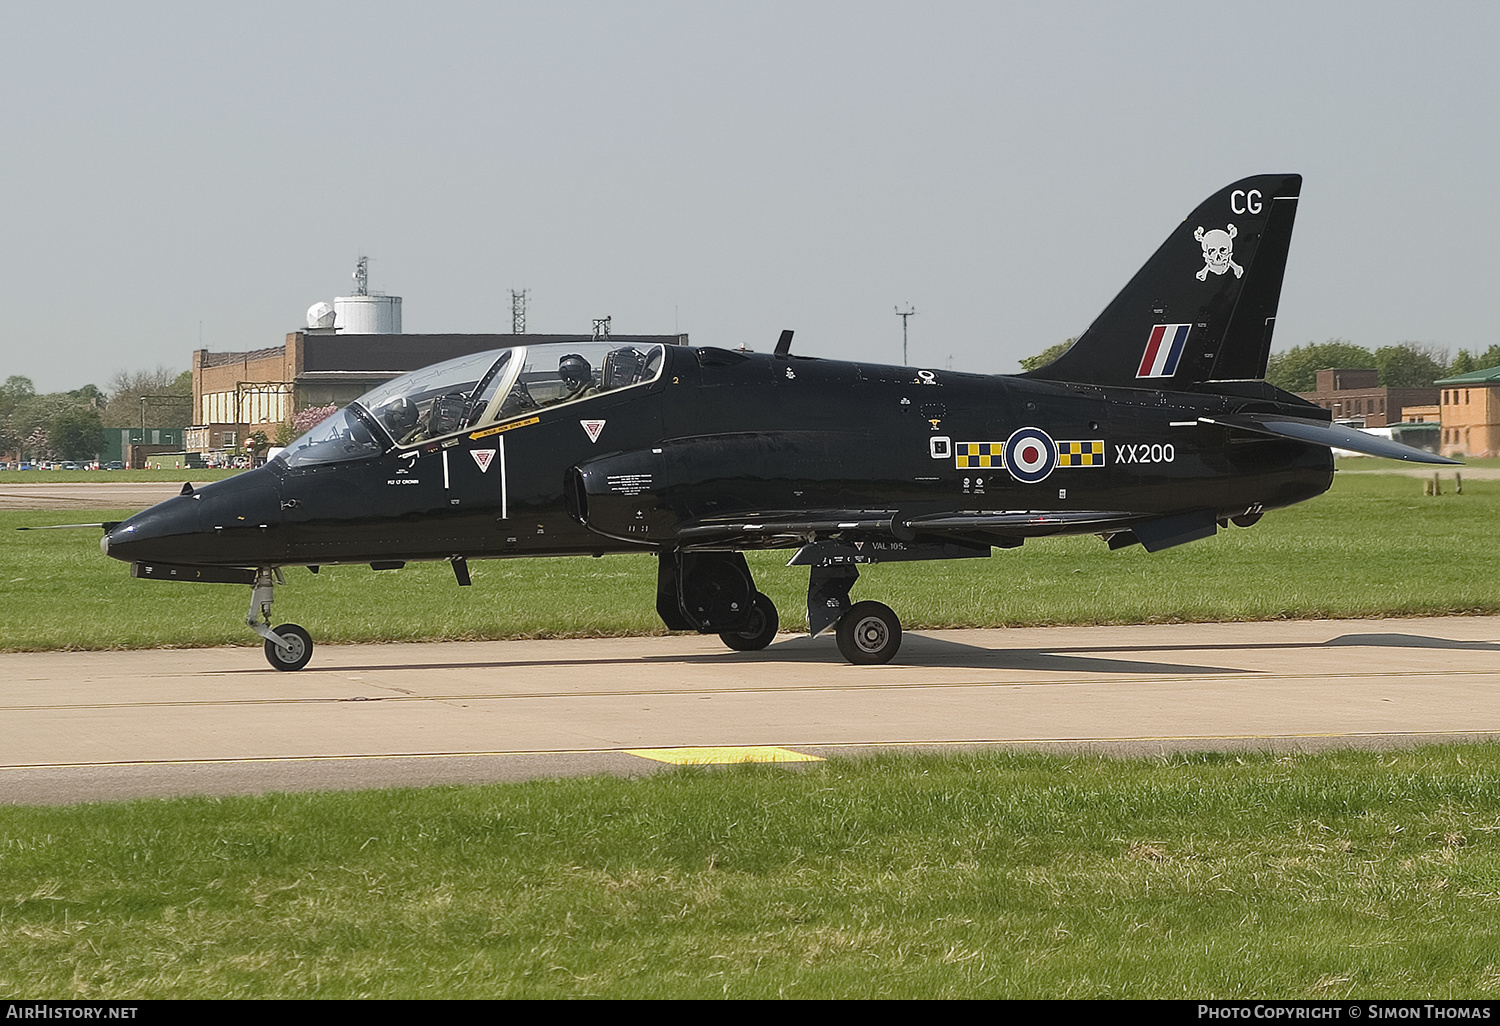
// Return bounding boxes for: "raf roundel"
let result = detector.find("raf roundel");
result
[1003,426,1058,484]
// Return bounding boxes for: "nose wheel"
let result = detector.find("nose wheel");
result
[264,623,314,671]
[835,601,902,665]
[246,568,316,671]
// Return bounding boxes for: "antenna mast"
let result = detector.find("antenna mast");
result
[895,304,916,365]
[510,289,528,334]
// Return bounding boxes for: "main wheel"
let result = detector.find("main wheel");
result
[719,592,778,651]
[836,601,902,665]
[264,623,314,671]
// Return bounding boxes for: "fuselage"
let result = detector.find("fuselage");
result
[102,342,1334,570]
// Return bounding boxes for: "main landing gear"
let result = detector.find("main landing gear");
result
[247,568,314,671]
[657,550,906,665]
[718,591,779,651]
[835,600,902,665]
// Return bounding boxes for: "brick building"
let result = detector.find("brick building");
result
[1433,366,1500,457]
[1294,368,1439,428]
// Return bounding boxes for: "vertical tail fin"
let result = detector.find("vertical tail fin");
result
[1023,174,1301,387]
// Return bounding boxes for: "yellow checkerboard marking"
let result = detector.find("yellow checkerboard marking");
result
[955,439,1104,470]
[955,442,1001,469]
[626,746,824,765]
[1057,440,1105,467]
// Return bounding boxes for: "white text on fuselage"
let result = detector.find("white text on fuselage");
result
[1115,443,1176,464]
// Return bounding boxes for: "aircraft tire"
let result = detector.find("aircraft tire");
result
[719,592,778,651]
[836,601,902,665]
[264,623,314,672]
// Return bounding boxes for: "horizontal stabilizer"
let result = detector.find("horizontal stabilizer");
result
[1202,415,1460,464]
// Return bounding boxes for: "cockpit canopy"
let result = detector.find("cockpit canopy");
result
[276,341,665,468]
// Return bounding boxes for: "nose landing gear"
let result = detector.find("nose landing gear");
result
[247,568,314,671]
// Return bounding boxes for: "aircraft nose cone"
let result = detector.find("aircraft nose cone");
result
[102,468,286,566]
[102,497,204,564]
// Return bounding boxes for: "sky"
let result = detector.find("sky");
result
[3,0,1498,393]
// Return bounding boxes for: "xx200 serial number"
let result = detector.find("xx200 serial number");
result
[1115,443,1175,464]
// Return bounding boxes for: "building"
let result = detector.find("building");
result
[1433,366,1500,457]
[1295,368,1439,428]
[100,428,184,469]
[189,331,688,455]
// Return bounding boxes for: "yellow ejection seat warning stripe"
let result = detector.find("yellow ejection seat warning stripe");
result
[470,416,540,440]
[625,746,824,765]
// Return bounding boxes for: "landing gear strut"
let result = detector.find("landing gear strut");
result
[247,568,314,671]
[801,553,905,665]
[656,547,908,664]
[658,550,782,653]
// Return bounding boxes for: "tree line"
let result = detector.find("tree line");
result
[1,368,192,464]
[1018,339,1495,391]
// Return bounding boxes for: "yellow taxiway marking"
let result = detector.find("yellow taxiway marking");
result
[5,730,1500,772]
[625,746,824,765]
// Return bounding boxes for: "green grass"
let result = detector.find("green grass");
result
[3,470,1497,651]
[0,469,244,484]
[2,747,1499,998]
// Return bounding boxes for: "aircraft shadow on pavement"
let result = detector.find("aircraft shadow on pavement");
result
[1321,632,1500,651]
[658,633,1249,676]
[240,631,1497,677]
[1035,633,1500,656]
[263,634,1243,677]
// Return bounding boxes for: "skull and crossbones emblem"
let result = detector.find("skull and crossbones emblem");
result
[1194,224,1242,280]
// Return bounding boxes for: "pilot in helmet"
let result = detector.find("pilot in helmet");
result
[380,395,421,442]
[558,354,600,401]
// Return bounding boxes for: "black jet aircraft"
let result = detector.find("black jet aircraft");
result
[98,174,1455,670]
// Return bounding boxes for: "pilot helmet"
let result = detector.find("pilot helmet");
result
[559,354,592,388]
[380,395,419,435]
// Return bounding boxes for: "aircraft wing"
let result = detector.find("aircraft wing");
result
[676,509,1141,550]
[1202,414,1459,464]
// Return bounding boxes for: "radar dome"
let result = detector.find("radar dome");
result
[306,302,336,329]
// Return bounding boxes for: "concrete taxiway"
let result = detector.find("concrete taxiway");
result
[3,616,1499,805]
[0,481,186,511]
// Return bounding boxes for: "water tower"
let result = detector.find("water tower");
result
[332,256,402,333]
